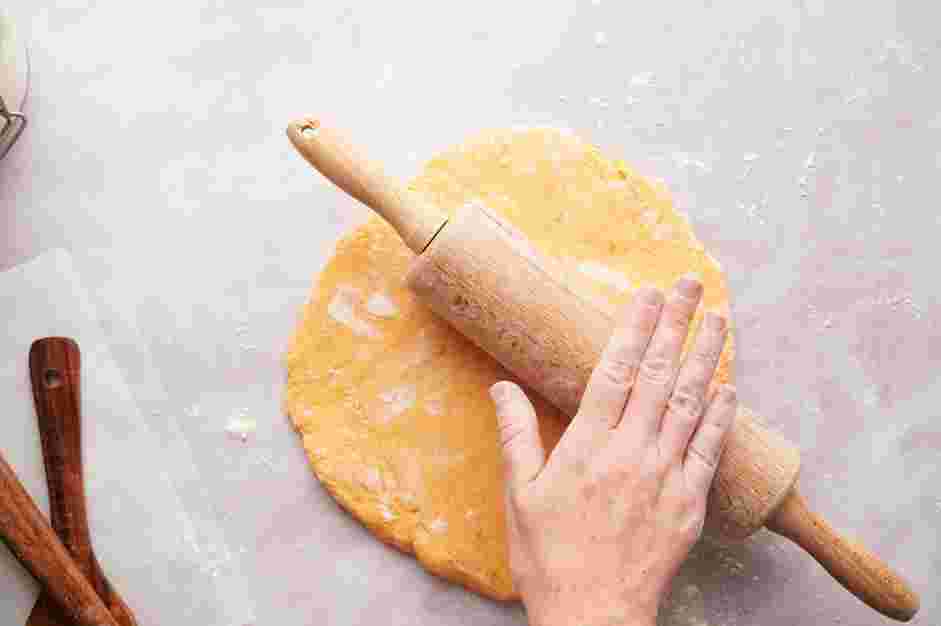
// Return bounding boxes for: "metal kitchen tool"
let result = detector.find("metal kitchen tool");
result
[0,91,26,159]
[0,10,28,160]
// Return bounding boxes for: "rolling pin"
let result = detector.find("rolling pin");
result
[286,118,919,621]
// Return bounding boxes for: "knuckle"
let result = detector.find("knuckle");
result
[498,420,528,449]
[667,387,704,420]
[688,444,718,470]
[661,307,690,332]
[690,345,721,366]
[598,353,638,386]
[638,354,674,386]
[699,418,727,439]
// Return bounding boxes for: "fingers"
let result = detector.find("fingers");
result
[658,312,728,462]
[685,385,737,492]
[577,287,664,430]
[617,275,703,442]
[490,381,546,489]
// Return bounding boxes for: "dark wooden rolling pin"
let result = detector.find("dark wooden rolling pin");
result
[27,337,138,626]
[287,117,920,621]
[0,451,118,626]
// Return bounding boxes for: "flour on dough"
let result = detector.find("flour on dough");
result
[286,127,734,601]
[366,292,400,318]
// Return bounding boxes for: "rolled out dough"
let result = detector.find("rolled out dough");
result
[286,128,734,601]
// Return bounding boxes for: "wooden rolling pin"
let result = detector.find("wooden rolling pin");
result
[0,451,119,626]
[287,118,920,621]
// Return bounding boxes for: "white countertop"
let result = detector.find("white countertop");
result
[2,1,939,625]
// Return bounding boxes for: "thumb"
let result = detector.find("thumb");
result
[490,381,546,489]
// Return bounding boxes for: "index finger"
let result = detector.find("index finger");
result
[575,286,664,431]
[617,275,703,442]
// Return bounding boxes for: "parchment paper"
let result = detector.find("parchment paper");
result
[0,249,255,625]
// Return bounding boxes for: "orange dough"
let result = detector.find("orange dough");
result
[285,128,734,600]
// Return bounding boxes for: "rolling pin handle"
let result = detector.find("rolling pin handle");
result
[767,487,920,621]
[286,117,447,254]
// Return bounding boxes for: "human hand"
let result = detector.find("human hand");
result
[490,276,737,626]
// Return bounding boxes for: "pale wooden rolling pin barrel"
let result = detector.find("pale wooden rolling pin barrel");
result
[287,118,919,621]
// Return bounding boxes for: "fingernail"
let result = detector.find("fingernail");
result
[489,381,510,404]
[635,285,664,306]
[675,273,703,299]
[704,311,726,332]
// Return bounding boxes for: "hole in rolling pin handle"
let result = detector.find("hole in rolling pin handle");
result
[43,368,63,389]
[300,123,320,139]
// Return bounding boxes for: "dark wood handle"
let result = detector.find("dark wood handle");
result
[28,337,138,626]
[0,451,119,626]
[768,487,920,621]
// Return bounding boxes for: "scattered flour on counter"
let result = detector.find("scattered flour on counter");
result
[845,87,868,104]
[673,152,712,173]
[366,292,400,318]
[226,410,256,442]
[862,386,880,408]
[328,285,380,337]
[630,71,656,87]
[428,517,448,534]
[863,292,924,320]
[578,260,632,292]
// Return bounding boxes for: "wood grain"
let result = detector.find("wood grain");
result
[27,337,138,626]
[287,117,448,254]
[0,451,118,626]
[290,118,920,620]
[408,203,804,534]
[769,488,920,621]
[408,194,919,622]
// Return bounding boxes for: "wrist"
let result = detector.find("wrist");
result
[529,612,655,626]
[523,595,658,626]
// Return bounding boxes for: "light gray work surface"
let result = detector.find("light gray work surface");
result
[1,1,938,624]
